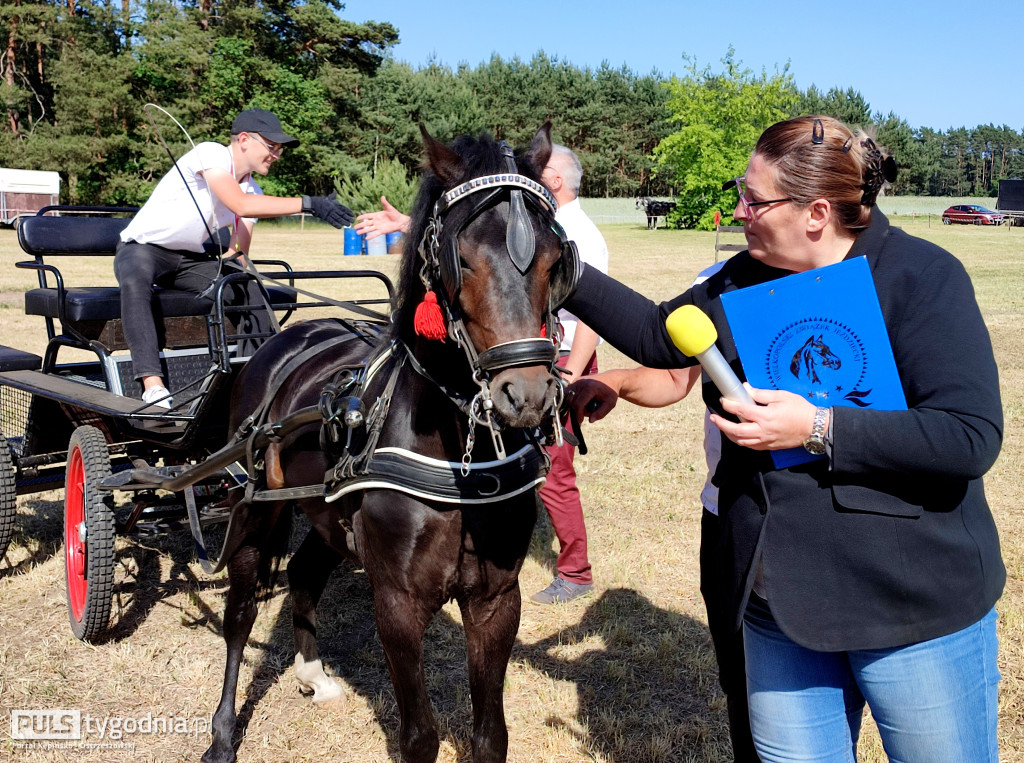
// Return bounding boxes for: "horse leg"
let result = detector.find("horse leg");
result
[373,588,439,763]
[203,546,261,763]
[460,589,521,763]
[289,526,345,702]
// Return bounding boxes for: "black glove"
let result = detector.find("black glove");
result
[301,191,355,228]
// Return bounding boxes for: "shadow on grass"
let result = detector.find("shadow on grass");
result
[204,564,727,762]
[102,530,230,643]
[3,498,728,760]
[0,496,64,577]
[514,587,730,760]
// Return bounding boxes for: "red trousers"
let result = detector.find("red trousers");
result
[539,353,598,584]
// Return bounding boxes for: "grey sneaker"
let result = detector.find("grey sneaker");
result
[529,577,593,605]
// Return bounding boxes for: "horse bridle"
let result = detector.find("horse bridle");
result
[415,142,581,467]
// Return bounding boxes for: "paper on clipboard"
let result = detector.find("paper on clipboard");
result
[720,256,906,468]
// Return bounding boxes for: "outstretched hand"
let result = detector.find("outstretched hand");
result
[354,196,411,240]
[566,378,620,423]
[711,384,819,451]
[302,191,355,228]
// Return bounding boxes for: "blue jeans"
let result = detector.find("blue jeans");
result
[743,595,999,763]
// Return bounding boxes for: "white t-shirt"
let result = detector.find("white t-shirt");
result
[120,142,262,253]
[694,260,726,514]
[555,198,609,351]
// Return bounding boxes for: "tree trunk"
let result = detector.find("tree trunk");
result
[4,1,21,134]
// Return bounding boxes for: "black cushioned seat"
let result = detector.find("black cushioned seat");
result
[0,346,42,372]
[17,216,132,256]
[25,284,298,322]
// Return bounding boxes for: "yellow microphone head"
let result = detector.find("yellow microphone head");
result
[665,305,718,357]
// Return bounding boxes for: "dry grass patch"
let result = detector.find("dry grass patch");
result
[0,221,1022,761]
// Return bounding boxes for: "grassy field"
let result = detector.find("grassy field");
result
[0,219,1022,762]
[572,196,1000,225]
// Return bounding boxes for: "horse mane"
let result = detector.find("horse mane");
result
[390,130,545,343]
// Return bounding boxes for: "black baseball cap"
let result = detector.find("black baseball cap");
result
[230,109,300,148]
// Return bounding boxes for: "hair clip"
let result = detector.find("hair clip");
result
[812,119,824,145]
[841,136,854,153]
[881,155,898,183]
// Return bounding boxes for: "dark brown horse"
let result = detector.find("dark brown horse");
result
[202,124,577,763]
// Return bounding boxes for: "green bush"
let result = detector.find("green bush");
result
[334,156,419,217]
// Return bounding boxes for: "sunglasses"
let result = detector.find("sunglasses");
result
[247,133,285,156]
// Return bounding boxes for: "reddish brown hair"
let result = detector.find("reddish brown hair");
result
[754,115,894,233]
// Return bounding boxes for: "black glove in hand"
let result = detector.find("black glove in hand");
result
[301,191,355,228]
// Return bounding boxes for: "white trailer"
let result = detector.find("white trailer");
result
[0,168,60,226]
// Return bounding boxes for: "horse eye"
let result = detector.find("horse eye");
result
[459,256,471,271]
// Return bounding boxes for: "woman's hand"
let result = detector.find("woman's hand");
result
[711,384,822,451]
[354,196,410,240]
[566,378,620,423]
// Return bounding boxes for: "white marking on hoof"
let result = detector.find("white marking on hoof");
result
[294,654,344,703]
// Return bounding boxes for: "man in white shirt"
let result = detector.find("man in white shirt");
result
[115,108,354,408]
[529,144,609,604]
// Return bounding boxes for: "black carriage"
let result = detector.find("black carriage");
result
[0,206,393,641]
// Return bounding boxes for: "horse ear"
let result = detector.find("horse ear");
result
[521,121,553,177]
[420,124,464,186]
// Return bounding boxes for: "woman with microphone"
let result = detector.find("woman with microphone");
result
[566,115,1004,762]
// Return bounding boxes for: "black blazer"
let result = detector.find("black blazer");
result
[567,211,1005,651]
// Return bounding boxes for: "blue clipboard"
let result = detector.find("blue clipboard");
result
[721,256,906,468]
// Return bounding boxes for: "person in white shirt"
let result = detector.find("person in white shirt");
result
[528,144,609,604]
[115,108,354,408]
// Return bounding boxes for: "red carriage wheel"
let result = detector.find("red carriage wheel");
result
[64,426,114,641]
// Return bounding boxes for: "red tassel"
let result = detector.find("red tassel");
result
[414,291,447,341]
[539,323,547,338]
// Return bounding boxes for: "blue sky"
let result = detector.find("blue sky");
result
[345,0,1024,132]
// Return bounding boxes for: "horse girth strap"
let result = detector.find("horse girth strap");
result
[324,444,548,505]
[325,346,407,483]
[234,327,378,442]
[236,329,380,504]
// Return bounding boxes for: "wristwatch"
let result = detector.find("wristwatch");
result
[803,407,829,456]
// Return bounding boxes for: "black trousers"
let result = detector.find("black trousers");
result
[700,508,760,762]
[114,241,272,380]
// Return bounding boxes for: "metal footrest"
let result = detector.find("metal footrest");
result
[100,464,188,492]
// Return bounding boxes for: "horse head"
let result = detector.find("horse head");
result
[395,123,576,431]
[790,334,842,384]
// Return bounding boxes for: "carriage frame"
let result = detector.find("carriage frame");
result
[0,205,393,641]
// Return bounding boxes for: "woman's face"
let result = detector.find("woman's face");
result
[734,153,812,271]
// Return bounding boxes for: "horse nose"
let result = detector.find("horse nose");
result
[491,368,558,427]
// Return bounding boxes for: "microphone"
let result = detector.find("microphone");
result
[665,305,754,407]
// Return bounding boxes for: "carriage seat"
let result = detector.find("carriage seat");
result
[0,346,43,373]
[24,282,297,323]
[17,211,297,350]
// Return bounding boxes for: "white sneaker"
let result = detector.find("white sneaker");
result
[141,385,174,409]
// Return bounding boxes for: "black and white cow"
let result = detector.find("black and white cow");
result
[635,197,677,229]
